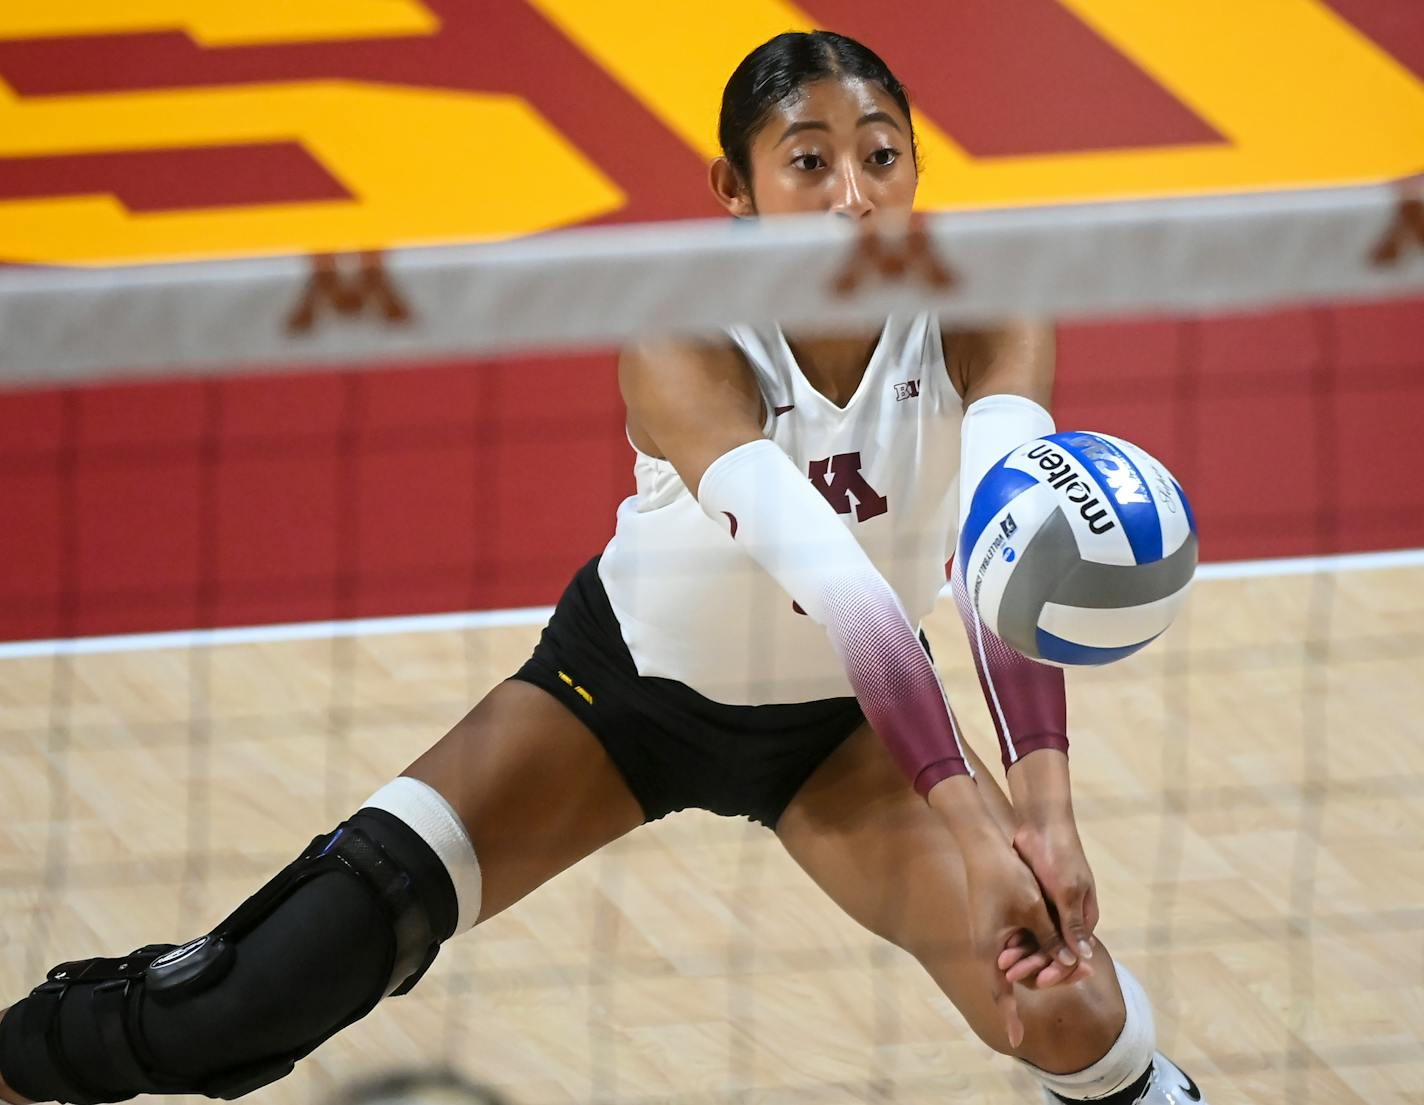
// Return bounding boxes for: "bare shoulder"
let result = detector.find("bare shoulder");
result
[938,322,1055,407]
[619,334,754,392]
[617,334,767,485]
[618,334,763,422]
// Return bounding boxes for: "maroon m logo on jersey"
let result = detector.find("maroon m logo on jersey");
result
[809,452,888,522]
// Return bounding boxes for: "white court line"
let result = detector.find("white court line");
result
[0,546,1421,660]
[0,605,556,660]
[1194,546,1424,580]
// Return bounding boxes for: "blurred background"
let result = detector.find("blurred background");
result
[1,4,1422,1104]
[3,1,1423,636]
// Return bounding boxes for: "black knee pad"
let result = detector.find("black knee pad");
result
[0,809,456,1104]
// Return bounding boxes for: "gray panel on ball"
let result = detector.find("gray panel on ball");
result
[1057,532,1199,609]
[998,509,1080,655]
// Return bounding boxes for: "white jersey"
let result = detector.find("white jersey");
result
[599,313,964,705]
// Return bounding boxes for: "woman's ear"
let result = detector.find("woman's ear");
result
[709,157,755,218]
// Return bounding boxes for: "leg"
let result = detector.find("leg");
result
[405,678,646,922]
[0,680,644,1103]
[775,722,1126,1074]
[0,1056,29,1105]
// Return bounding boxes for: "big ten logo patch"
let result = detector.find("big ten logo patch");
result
[808,452,888,522]
[894,379,921,401]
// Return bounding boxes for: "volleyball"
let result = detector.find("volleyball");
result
[957,431,1198,666]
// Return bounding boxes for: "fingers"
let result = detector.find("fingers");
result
[999,882,1081,996]
[1005,946,1095,988]
[1028,955,1094,988]
[1004,949,1053,984]
[997,932,1032,971]
[997,946,1032,972]
[1084,884,1100,938]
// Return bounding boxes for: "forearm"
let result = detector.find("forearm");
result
[1005,747,1100,958]
[927,774,1009,850]
[953,569,1069,770]
[1007,746,1075,826]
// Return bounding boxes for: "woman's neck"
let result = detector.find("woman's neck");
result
[782,327,883,407]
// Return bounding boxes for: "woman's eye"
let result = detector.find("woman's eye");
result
[792,154,825,171]
[869,147,900,167]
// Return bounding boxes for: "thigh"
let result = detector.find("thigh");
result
[404,679,646,923]
[776,721,1016,950]
[775,723,1122,1064]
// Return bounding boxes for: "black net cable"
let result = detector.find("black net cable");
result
[23,392,81,985]
[588,845,625,1105]
[1280,309,1341,1105]
[178,381,223,937]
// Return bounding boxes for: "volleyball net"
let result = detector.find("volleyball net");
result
[1,185,1422,1105]
[3,181,1422,388]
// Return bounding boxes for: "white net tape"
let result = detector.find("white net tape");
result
[2,181,1422,385]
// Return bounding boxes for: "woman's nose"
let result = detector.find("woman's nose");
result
[829,165,873,220]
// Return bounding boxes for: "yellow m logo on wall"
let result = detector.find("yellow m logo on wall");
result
[2,0,1422,265]
[535,0,1424,207]
[0,1,626,264]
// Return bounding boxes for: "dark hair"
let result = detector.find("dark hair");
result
[718,30,918,185]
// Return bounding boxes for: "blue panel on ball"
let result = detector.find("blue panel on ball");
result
[1034,627,1160,666]
[1173,479,1198,536]
[1053,432,1162,564]
[957,464,1039,581]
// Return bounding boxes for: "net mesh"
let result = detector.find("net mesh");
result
[1,200,1423,1105]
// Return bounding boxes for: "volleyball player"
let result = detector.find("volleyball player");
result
[0,31,1209,1105]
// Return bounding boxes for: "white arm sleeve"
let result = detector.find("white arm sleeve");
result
[958,393,1056,531]
[697,439,971,795]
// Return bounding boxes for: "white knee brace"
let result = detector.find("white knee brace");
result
[362,776,483,934]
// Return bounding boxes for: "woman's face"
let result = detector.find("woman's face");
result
[714,76,917,221]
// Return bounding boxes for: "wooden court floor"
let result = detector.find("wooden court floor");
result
[1,565,1420,1105]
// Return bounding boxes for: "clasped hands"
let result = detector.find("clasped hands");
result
[1001,814,1100,979]
[932,773,1100,1049]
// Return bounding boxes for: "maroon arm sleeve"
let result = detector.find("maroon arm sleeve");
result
[822,578,973,796]
[952,567,1068,771]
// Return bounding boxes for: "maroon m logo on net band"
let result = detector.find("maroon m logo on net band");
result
[1371,195,1424,266]
[286,250,413,334]
[831,211,957,297]
[809,452,888,522]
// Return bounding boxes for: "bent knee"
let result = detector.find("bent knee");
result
[976,969,1126,1072]
[0,810,456,1103]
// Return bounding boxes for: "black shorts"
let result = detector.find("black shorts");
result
[510,556,867,829]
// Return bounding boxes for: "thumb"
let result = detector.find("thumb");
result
[1028,897,1077,972]
[1057,885,1095,962]
[1084,884,1101,939]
